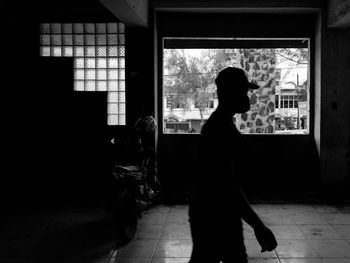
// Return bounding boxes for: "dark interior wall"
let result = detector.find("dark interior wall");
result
[3,0,157,203]
[2,0,117,202]
[155,12,321,196]
[17,59,107,201]
[320,22,350,190]
[3,2,42,201]
[125,27,155,126]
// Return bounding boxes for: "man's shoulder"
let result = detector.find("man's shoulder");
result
[202,114,238,136]
[201,117,219,136]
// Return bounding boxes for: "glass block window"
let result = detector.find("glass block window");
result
[40,23,126,126]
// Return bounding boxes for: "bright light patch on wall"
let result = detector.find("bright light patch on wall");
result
[39,23,126,126]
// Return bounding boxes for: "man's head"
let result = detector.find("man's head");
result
[215,67,259,114]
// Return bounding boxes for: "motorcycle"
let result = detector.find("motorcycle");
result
[108,116,161,244]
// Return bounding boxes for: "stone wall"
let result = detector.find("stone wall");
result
[235,49,276,134]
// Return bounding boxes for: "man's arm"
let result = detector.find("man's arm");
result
[235,186,264,229]
[235,185,278,252]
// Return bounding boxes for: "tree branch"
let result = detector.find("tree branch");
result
[275,52,308,65]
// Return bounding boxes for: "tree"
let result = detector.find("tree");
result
[274,48,309,81]
[163,49,225,126]
[274,48,308,65]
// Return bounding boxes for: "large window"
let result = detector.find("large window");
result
[162,38,310,135]
[40,23,126,125]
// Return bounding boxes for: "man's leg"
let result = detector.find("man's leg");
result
[220,218,247,263]
[189,217,220,263]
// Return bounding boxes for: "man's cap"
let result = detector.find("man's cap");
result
[215,67,259,91]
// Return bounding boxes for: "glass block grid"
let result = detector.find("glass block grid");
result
[40,23,126,126]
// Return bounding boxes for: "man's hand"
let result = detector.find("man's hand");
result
[254,224,277,252]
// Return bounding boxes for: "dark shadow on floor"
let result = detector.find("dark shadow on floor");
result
[0,201,121,263]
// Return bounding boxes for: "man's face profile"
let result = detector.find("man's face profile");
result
[218,82,251,114]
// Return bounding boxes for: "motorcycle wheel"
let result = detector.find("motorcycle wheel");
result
[152,178,163,204]
[112,189,138,244]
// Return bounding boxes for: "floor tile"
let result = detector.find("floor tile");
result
[0,238,38,258]
[151,258,190,263]
[270,225,306,239]
[149,206,171,213]
[166,206,189,224]
[275,239,319,258]
[284,205,317,213]
[332,225,350,239]
[313,205,340,214]
[0,257,110,263]
[154,239,192,258]
[169,205,188,213]
[309,239,350,258]
[323,214,350,225]
[110,257,152,263]
[136,224,163,239]
[253,204,289,213]
[117,238,158,258]
[259,212,295,225]
[299,225,342,239]
[291,212,329,225]
[0,219,48,238]
[138,213,168,225]
[2,203,350,263]
[280,259,323,263]
[165,214,189,225]
[161,224,191,239]
[75,257,109,263]
[322,259,350,263]
[248,259,280,263]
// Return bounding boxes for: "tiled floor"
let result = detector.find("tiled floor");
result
[1,202,350,263]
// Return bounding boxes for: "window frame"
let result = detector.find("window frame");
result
[160,37,311,135]
[156,12,316,137]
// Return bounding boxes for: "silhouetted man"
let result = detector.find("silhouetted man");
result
[189,67,277,263]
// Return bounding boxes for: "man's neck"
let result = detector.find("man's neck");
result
[215,106,235,121]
